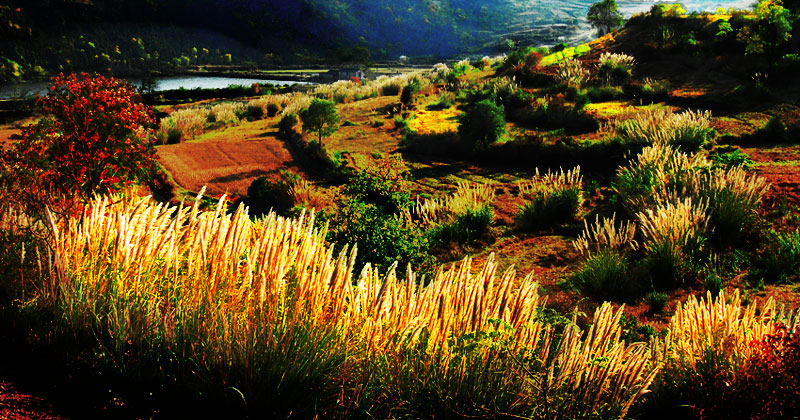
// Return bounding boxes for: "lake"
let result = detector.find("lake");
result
[0,76,312,100]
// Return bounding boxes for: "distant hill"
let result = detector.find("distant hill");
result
[0,0,759,81]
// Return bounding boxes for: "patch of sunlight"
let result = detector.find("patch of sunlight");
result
[408,107,461,135]
[540,44,591,67]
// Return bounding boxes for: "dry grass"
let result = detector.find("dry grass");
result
[663,289,795,374]
[518,166,583,199]
[36,192,660,417]
[636,197,708,256]
[615,109,713,147]
[409,181,495,226]
[573,214,638,257]
[554,58,588,86]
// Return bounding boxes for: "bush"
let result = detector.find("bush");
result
[165,126,183,144]
[343,153,411,213]
[381,83,402,96]
[586,86,623,101]
[266,103,280,118]
[278,113,298,139]
[751,230,800,283]
[429,205,493,246]
[647,291,668,313]
[246,171,298,216]
[327,197,433,275]
[400,78,421,109]
[573,248,634,300]
[458,99,506,151]
[596,52,636,86]
[702,326,800,420]
[245,104,264,120]
[517,187,582,231]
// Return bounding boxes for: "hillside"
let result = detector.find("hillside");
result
[2,2,800,419]
[0,0,759,82]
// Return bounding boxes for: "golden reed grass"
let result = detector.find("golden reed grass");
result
[518,166,583,198]
[408,181,495,226]
[573,213,638,257]
[42,191,660,416]
[664,289,798,374]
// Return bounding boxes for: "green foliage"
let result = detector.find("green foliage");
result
[327,197,432,275]
[516,188,582,231]
[573,248,635,300]
[246,170,299,216]
[587,0,624,36]
[751,230,800,283]
[429,205,494,247]
[647,291,668,313]
[737,0,793,60]
[278,113,298,139]
[705,272,724,296]
[300,99,339,147]
[343,153,411,213]
[400,78,421,108]
[458,100,506,151]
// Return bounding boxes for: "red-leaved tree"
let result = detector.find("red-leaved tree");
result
[1,73,156,219]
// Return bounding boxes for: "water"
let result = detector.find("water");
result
[0,76,311,100]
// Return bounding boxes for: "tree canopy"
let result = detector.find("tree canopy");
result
[300,98,339,148]
[587,0,624,36]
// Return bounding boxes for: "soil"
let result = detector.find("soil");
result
[0,380,68,420]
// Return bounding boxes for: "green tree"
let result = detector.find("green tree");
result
[300,99,339,148]
[737,0,793,63]
[458,99,506,151]
[587,0,624,36]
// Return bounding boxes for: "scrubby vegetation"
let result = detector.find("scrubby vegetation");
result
[2,1,800,418]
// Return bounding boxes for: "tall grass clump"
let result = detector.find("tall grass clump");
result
[613,144,711,215]
[207,102,244,124]
[637,198,708,288]
[554,58,588,86]
[24,191,662,418]
[596,52,636,86]
[615,109,715,151]
[643,290,797,416]
[410,182,495,245]
[572,214,639,300]
[517,167,584,231]
[158,107,206,141]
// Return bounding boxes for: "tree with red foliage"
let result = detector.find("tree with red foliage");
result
[0,73,156,218]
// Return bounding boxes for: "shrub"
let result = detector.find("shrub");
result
[517,187,582,231]
[164,126,183,144]
[343,153,411,214]
[693,166,769,244]
[278,113,298,139]
[647,291,668,313]
[573,248,635,300]
[400,78,421,109]
[245,104,265,120]
[326,197,432,274]
[429,204,494,246]
[712,148,753,169]
[586,85,624,101]
[703,326,800,420]
[266,103,280,117]
[246,170,299,216]
[381,83,402,96]
[751,230,800,283]
[596,52,636,86]
[457,99,506,151]
[648,290,784,418]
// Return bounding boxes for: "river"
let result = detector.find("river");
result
[0,76,312,100]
